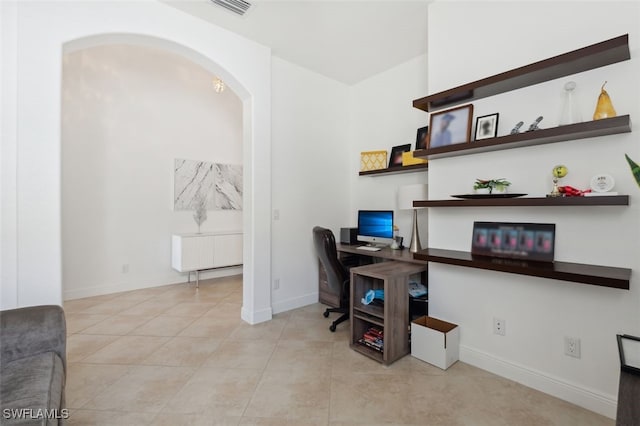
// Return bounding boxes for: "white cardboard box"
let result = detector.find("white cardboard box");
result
[411,316,459,370]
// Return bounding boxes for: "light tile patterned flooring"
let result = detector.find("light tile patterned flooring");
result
[64,275,613,425]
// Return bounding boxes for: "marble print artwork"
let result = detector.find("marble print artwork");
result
[215,163,243,210]
[174,159,215,210]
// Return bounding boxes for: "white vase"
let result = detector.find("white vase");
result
[492,186,508,194]
[475,187,491,194]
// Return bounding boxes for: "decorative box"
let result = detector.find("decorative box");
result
[360,150,387,171]
[402,151,428,166]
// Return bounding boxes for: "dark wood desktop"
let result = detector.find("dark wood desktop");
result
[336,244,428,265]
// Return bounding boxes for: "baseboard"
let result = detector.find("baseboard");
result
[63,267,242,301]
[241,305,272,325]
[460,345,617,419]
[271,292,318,315]
[64,280,178,301]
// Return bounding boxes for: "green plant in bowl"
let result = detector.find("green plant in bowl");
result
[474,178,511,194]
[491,178,512,193]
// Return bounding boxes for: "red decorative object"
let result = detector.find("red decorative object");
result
[558,185,592,196]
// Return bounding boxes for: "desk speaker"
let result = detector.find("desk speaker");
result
[340,227,358,245]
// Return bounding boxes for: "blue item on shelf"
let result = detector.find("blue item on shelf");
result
[361,289,385,305]
[408,281,427,297]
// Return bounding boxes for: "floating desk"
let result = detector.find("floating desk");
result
[336,244,428,265]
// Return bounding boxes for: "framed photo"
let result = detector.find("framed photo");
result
[427,104,474,149]
[475,113,499,141]
[471,222,556,262]
[415,126,429,150]
[388,144,411,168]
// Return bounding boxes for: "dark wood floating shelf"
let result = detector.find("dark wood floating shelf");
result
[414,195,629,208]
[414,115,631,160]
[359,163,428,176]
[414,248,631,290]
[413,34,630,112]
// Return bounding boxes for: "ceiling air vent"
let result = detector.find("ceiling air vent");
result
[210,0,252,16]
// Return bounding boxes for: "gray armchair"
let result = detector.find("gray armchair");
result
[1,305,67,425]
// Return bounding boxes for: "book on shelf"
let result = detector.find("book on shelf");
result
[358,338,383,353]
[359,326,384,352]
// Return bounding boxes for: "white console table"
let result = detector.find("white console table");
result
[171,231,243,288]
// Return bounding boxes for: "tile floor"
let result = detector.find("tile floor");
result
[64,275,613,425]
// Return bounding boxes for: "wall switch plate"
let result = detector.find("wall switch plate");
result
[273,278,280,290]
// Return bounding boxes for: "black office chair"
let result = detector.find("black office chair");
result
[313,226,350,332]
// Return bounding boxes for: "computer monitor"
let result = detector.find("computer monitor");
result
[357,210,394,246]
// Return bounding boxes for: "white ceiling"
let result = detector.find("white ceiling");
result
[164,0,430,85]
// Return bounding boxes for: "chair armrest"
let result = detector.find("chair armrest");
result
[0,305,66,371]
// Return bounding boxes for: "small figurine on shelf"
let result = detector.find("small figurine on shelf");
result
[510,121,524,134]
[548,165,568,197]
[526,116,544,132]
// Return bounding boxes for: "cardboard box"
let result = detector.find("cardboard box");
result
[402,151,428,166]
[411,316,459,370]
[360,150,387,171]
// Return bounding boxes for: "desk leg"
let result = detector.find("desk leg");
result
[188,271,191,283]
[196,270,200,289]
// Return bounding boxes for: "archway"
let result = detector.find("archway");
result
[62,40,246,303]
[3,1,273,323]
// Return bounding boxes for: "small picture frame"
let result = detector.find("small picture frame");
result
[475,113,499,141]
[388,144,411,168]
[415,126,429,150]
[428,104,474,149]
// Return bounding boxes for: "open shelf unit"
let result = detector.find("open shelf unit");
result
[413,34,630,112]
[359,163,428,176]
[413,115,631,160]
[350,262,426,365]
[414,195,629,208]
[413,248,631,290]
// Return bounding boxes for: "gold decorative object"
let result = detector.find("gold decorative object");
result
[548,165,568,197]
[593,81,617,120]
[360,150,387,171]
[401,151,428,166]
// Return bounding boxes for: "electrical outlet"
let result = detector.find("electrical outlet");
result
[493,318,506,336]
[565,336,581,358]
[273,278,280,290]
[273,209,280,220]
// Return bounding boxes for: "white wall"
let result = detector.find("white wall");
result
[427,1,640,417]
[270,57,351,313]
[0,1,19,309]
[61,44,243,300]
[0,1,273,325]
[350,54,430,245]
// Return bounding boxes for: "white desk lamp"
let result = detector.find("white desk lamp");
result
[397,184,428,253]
